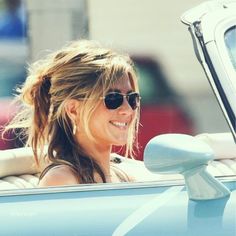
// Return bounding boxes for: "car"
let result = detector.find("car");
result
[132,56,194,160]
[0,1,236,235]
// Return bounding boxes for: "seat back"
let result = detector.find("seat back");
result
[196,132,236,159]
[0,147,40,189]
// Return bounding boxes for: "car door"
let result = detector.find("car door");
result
[0,179,236,236]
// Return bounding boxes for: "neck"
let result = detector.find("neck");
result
[89,145,112,176]
[77,134,112,178]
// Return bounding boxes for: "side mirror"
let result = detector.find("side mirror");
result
[144,134,230,200]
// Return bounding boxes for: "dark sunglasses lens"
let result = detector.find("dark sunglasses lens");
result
[128,93,139,110]
[105,93,123,109]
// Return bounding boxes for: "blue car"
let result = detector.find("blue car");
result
[0,1,236,235]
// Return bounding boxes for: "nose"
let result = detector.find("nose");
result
[118,97,133,115]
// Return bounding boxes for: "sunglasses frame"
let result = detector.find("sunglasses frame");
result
[100,92,141,110]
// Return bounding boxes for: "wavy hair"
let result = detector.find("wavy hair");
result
[3,40,140,183]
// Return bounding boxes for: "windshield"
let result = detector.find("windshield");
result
[225,26,236,70]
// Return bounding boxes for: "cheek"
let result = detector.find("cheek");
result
[90,104,110,129]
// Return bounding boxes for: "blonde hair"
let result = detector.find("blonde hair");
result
[4,40,140,183]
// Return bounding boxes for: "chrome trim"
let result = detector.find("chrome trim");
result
[0,180,184,197]
[0,175,235,197]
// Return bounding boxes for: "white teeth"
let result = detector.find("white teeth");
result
[111,121,127,127]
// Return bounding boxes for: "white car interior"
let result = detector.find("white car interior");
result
[0,132,236,190]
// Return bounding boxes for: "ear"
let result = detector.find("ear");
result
[64,99,80,123]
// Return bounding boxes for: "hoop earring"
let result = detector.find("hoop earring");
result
[73,123,77,135]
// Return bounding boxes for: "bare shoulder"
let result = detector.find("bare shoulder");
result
[38,165,79,187]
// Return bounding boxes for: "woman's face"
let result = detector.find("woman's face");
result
[87,74,137,148]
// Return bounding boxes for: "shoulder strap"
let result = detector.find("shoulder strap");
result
[39,163,62,180]
[39,163,78,182]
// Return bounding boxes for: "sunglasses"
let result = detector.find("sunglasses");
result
[101,92,141,110]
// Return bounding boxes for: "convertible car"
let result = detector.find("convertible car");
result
[0,1,236,235]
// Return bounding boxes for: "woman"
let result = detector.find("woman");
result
[4,40,141,186]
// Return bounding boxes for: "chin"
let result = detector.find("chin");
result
[109,134,128,146]
[112,139,127,146]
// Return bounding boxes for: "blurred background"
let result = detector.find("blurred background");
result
[0,0,230,159]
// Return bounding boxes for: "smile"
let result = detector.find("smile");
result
[110,121,128,129]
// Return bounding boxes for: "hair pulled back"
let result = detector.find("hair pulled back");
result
[4,40,140,183]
